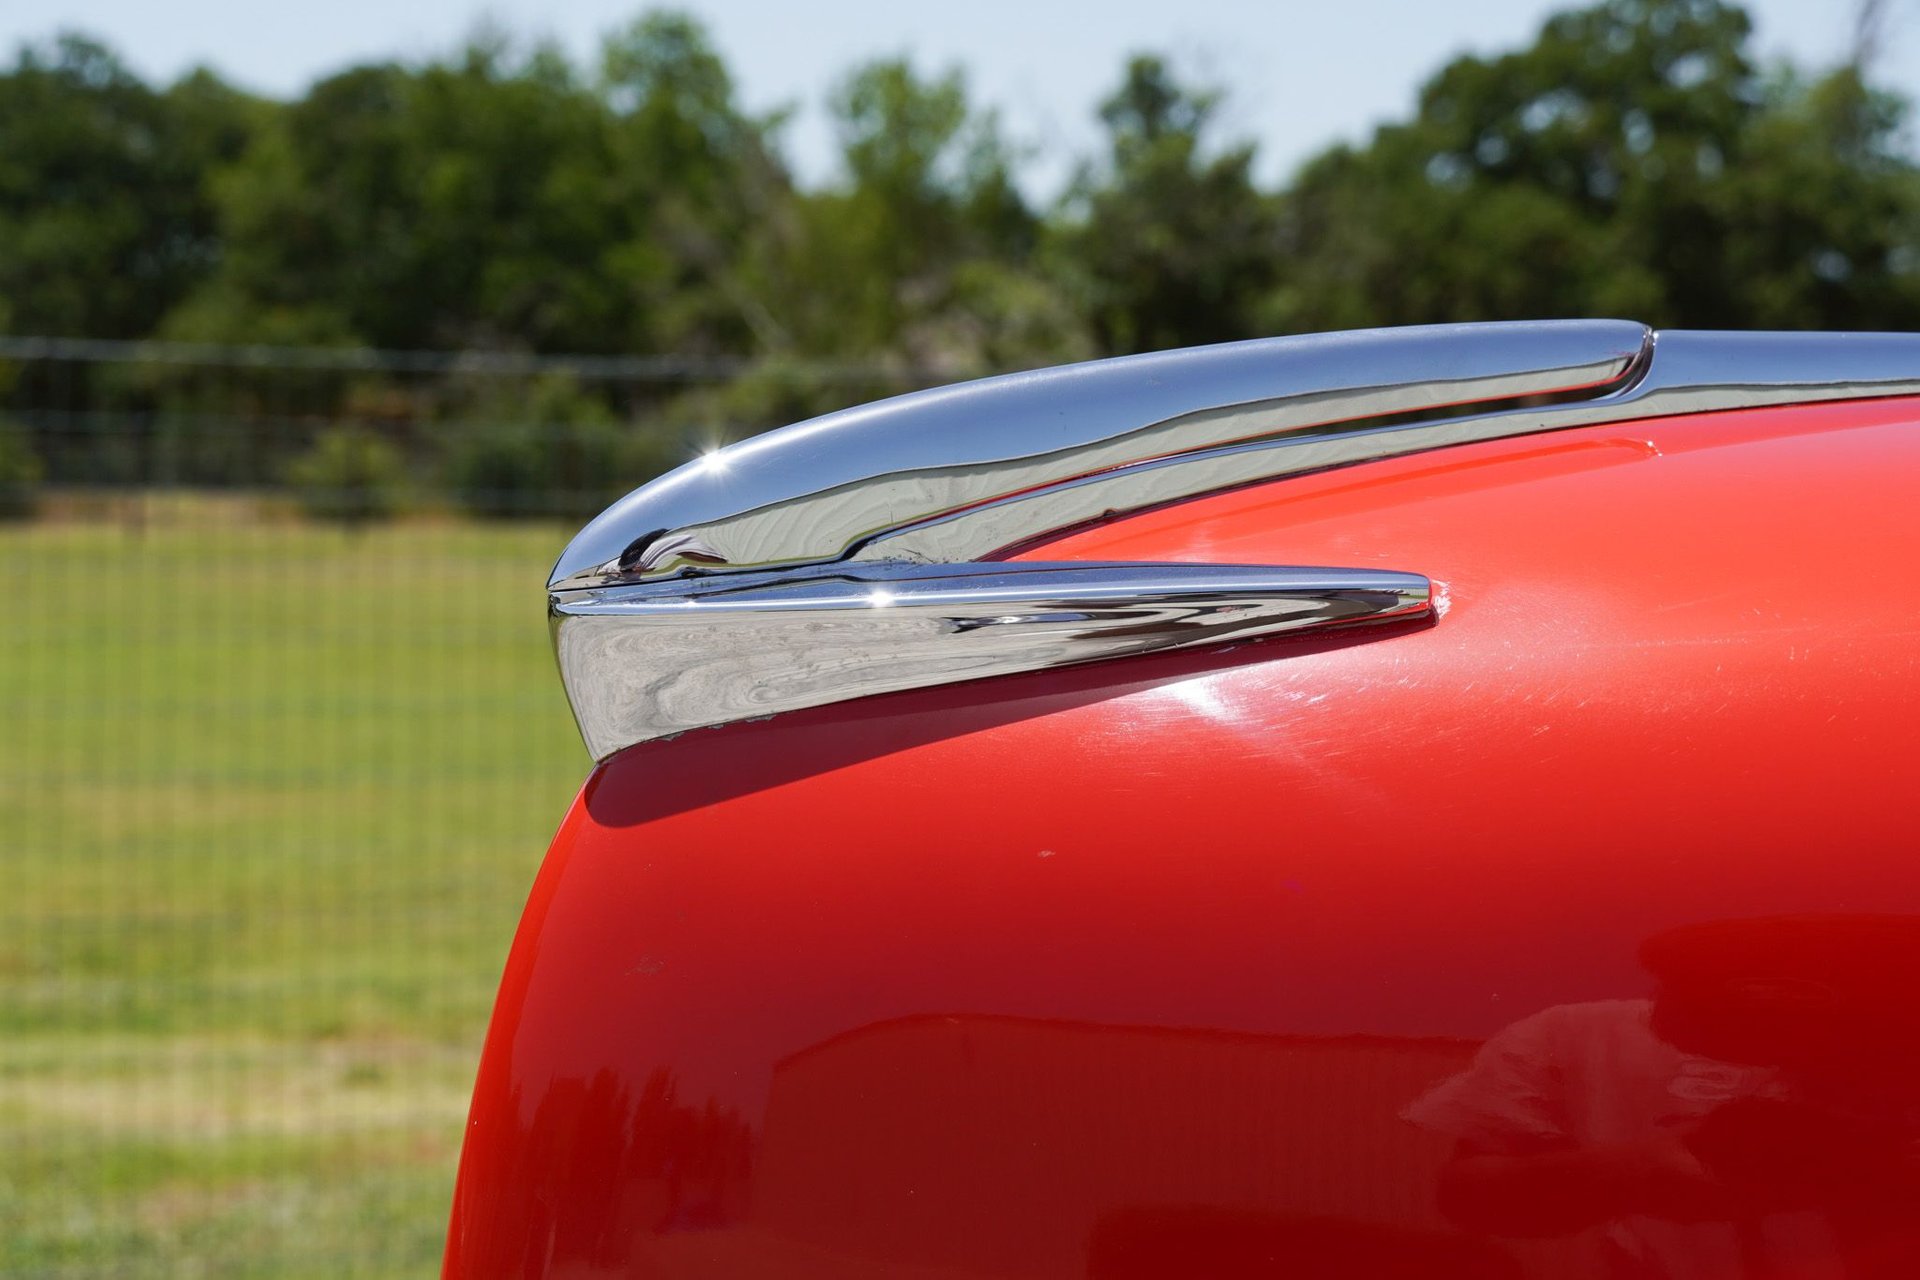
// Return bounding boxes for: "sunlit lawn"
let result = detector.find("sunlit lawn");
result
[0,505,587,1276]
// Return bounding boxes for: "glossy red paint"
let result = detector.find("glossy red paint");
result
[447,397,1920,1279]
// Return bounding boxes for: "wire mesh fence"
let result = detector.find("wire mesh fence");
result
[0,338,936,1275]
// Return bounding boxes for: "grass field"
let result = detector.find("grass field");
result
[0,510,588,1276]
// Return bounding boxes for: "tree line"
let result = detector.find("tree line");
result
[3,0,1919,520]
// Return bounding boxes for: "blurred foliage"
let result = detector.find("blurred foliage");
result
[443,374,680,520]
[0,35,259,341]
[2,0,1919,518]
[0,421,44,520]
[287,424,407,525]
[1054,56,1280,354]
[1270,0,1920,332]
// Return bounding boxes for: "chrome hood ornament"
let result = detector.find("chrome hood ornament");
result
[549,321,1920,759]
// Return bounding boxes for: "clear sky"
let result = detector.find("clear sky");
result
[5,0,1911,195]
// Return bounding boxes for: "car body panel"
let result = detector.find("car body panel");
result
[448,396,1920,1278]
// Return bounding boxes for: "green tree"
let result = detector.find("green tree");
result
[170,41,615,351]
[764,57,1082,376]
[1054,56,1280,354]
[0,35,260,338]
[1720,66,1920,328]
[7,0,1920,500]
[597,12,796,357]
[169,13,793,360]
[1268,0,1920,332]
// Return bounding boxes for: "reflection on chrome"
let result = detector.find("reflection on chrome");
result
[550,325,1920,592]
[548,323,1920,757]
[551,321,1650,591]
[553,562,1430,760]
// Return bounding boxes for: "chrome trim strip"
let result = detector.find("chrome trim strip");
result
[551,320,1650,589]
[547,322,1920,757]
[860,329,1920,565]
[553,562,1431,759]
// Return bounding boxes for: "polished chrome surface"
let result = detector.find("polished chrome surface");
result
[548,322,1920,757]
[550,321,1648,590]
[553,562,1430,759]
[550,326,1920,590]
[861,329,1920,565]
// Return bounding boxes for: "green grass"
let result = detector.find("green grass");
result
[0,514,588,1276]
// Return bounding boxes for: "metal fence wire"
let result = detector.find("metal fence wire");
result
[0,338,939,1276]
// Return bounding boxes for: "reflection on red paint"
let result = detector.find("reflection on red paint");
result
[447,398,1920,1278]
[1418,915,1920,1271]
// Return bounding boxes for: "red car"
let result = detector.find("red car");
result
[445,322,1920,1279]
